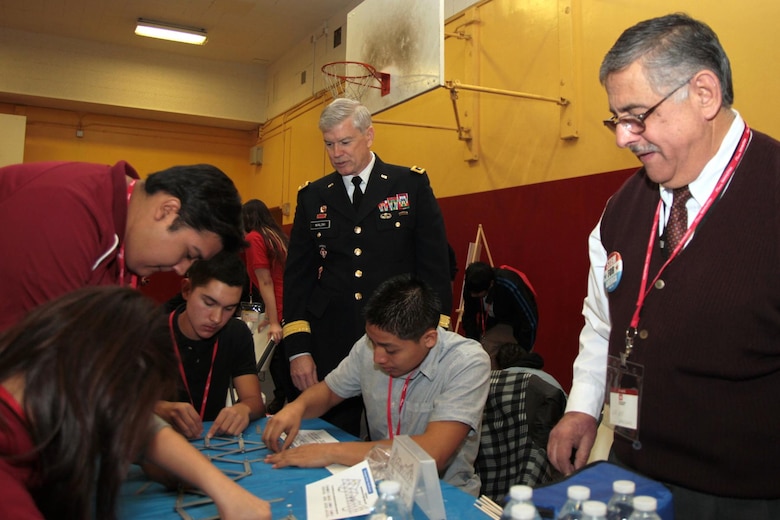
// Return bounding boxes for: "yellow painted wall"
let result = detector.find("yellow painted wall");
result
[3,0,777,218]
[1,104,256,193]
[254,0,780,226]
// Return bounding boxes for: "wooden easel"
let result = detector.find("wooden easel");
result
[454,224,493,335]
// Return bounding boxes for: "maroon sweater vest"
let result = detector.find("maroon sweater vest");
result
[600,130,780,498]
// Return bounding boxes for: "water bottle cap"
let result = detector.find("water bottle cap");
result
[633,496,657,512]
[509,485,533,501]
[567,485,590,500]
[378,480,401,495]
[582,500,607,516]
[510,503,537,520]
[612,480,635,494]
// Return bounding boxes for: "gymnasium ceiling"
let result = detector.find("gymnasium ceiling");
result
[0,0,357,65]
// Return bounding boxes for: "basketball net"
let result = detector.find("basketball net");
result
[321,61,382,101]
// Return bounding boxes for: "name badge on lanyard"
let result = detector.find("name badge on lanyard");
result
[606,355,645,449]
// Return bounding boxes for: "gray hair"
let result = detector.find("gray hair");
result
[599,13,733,107]
[318,98,373,133]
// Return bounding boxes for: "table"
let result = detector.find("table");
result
[118,417,491,519]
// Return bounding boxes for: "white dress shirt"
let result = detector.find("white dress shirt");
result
[342,152,375,202]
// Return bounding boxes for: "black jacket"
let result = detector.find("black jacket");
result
[463,266,538,350]
[282,156,452,379]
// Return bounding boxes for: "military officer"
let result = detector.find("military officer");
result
[282,98,452,436]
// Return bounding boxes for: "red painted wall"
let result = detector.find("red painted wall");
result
[440,168,634,391]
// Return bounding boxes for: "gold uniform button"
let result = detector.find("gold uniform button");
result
[654,279,665,289]
[355,270,363,278]
[394,222,401,228]
[316,232,322,238]
[354,248,362,256]
[354,292,362,300]
[354,226,362,234]
[639,329,649,340]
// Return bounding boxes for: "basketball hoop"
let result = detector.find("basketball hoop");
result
[321,61,391,100]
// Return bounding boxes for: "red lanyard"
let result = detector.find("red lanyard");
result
[386,371,415,439]
[118,180,138,289]
[625,124,751,356]
[168,311,219,420]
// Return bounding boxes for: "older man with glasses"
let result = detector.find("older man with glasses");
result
[548,13,780,519]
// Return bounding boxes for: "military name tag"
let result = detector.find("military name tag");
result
[310,220,331,230]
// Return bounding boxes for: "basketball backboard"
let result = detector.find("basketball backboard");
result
[346,0,444,114]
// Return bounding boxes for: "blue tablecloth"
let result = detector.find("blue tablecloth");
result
[118,417,490,519]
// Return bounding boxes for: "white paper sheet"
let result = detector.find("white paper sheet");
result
[305,460,378,519]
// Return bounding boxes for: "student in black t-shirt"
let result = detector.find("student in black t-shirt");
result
[156,252,265,439]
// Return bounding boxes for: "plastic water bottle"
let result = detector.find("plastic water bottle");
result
[501,485,542,520]
[556,485,591,519]
[607,480,635,520]
[628,496,661,520]
[510,503,541,520]
[368,480,411,520]
[581,500,608,520]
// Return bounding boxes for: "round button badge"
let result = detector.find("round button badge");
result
[604,251,623,292]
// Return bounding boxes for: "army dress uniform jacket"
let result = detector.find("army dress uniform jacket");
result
[282,155,452,381]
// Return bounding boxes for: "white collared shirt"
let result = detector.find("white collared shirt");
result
[342,152,375,202]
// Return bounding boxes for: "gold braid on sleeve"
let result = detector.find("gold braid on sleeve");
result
[282,320,311,338]
[438,314,451,330]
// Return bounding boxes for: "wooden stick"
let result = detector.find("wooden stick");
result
[474,495,503,519]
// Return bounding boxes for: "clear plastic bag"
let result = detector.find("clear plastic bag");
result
[364,444,392,481]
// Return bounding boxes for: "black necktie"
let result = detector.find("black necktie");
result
[666,186,692,252]
[351,176,363,210]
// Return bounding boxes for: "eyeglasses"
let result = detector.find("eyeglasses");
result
[602,77,693,134]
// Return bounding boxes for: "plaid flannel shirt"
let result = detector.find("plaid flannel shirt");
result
[476,369,567,501]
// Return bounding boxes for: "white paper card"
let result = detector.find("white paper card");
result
[289,429,339,446]
[281,429,348,473]
[305,460,378,520]
[609,389,639,429]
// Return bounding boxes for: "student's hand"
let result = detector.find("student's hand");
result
[268,322,283,344]
[547,411,597,475]
[208,404,251,438]
[264,443,333,469]
[289,355,318,392]
[261,401,305,453]
[154,401,204,439]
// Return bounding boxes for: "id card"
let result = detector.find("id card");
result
[606,355,645,447]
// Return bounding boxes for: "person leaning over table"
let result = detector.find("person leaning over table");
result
[263,274,490,496]
[0,160,269,518]
[462,261,539,352]
[156,251,265,440]
[281,98,453,437]
[0,286,271,520]
[546,13,780,519]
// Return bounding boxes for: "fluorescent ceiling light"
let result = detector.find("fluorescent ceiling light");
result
[135,19,207,45]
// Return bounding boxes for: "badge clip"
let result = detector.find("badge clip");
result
[622,327,637,366]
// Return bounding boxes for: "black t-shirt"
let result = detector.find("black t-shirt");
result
[169,306,257,421]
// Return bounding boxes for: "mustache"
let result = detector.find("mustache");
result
[629,144,660,156]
